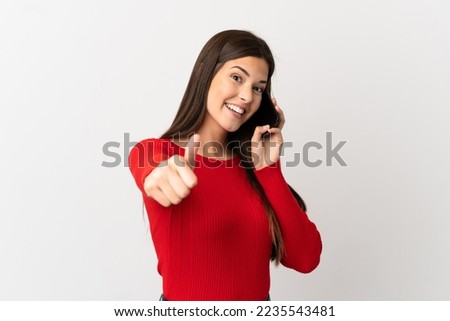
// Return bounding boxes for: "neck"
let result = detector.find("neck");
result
[173,131,232,160]
[196,125,232,159]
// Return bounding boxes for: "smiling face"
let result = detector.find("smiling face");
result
[200,56,269,140]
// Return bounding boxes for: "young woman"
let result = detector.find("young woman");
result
[129,30,322,301]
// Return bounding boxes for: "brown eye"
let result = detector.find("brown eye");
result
[253,86,264,94]
[231,74,242,82]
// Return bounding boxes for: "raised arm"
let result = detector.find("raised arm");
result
[255,163,322,273]
[250,100,322,272]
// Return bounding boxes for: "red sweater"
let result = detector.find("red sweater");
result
[129,138,322,301]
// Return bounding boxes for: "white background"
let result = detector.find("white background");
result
[1,0,449,300]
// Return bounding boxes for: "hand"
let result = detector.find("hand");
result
[143,134,200,207]
[251,98,285,170]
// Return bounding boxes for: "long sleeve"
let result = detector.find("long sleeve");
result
[254,161,322,273]
[128,139,320,300]
[128,139,274,300]
[128,138,171,194]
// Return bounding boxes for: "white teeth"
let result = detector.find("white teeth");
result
[225,103,244,115]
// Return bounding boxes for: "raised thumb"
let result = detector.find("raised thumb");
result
[185,134,200,169]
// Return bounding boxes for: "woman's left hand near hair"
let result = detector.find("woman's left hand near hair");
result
[251,98,286,171]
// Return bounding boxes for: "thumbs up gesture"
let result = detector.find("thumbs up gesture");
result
[143,134,200,207]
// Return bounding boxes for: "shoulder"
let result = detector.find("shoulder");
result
[132,138,172,152]
[129,138,175,170]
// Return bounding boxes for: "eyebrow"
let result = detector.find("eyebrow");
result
[230,66,267,84]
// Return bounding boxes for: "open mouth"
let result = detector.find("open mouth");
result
[225,103,245,115]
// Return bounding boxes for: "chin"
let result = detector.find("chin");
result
[224,124,242,133]
[220,118,248,133]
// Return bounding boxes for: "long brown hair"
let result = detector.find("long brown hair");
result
[161,30,306,264]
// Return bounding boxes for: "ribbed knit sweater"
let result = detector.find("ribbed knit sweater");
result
[129,138,322,301]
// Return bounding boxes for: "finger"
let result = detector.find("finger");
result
[265,127,283,142]
[185,134,200,169]
[167,167,192,199]
[158,177,183,205]
[144,173,172,206]
[177,164,198,189]
[251,125,270,143]
[168,155,198,189]
[266,127,282,135]
[273,101,286,129]
[149,188,172,207]
[272,97,278,106]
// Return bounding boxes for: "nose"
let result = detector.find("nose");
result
[239,85,253,104]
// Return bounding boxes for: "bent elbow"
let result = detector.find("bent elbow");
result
[299,254,321,273]
[282,237,323,273]
[285,252,321,274]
